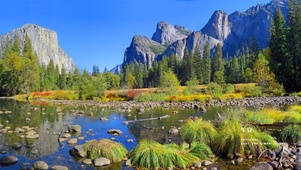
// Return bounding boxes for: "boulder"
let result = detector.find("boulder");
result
[94,157,110,167]
[68,125,81,133]
[33,161,49,170]
[250,162,273,170]
[107,129,122,135]
[0,156,18,166]
[70,145,86,158]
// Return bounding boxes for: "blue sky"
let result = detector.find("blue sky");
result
[1,0,271,72]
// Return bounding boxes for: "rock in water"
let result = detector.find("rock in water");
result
[68,125,81,133]
[70,145,86,158]
[33,161,49,170]
[250,162,273,170]
[51,165,68,170]
[94,157,110,167]
[0,156,18,166]
[107,129,122,135]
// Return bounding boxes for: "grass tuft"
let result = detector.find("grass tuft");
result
[213,118,278,156]
[280,125,301,143]
[181,118,217,147]
[83,139,128,162]
[129,140,198,169]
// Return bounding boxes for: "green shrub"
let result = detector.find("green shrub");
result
[83,139,127,162]
[205,82,223,98]
[240,85,262,97]
[224,84,235,93]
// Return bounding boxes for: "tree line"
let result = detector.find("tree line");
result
[0,0,300,97]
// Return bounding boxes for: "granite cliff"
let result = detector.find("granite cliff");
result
[121,0,289,71]
[0,24,76,73]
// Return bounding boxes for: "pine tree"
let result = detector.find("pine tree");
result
[269,8,287,85]
[193,44,202,84]
[92,65,100,76]
[212,43,225,84]
[59,66,67,89]
[229,56,240,83]
[21,34,40,93]
[203,43,211,84]
[286,0,301,92]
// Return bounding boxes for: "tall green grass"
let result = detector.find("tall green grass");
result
[280,125,301,143]
[213,118,278,156]
[129,140,199,169]
[83,139,127,162]
[189,143,213,159]
[181,118,217,147]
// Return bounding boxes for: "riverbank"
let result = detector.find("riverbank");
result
[38,96,301,110]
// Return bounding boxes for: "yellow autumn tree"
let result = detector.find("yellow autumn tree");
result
[253,53,277,91]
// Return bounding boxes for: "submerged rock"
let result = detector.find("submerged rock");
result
[250,162,273,170]
[0,156,18,166]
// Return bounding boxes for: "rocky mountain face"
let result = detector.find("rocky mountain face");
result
[121,0,289,71]
[0,24,76,73]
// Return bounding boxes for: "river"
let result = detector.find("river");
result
[0,98,264,169]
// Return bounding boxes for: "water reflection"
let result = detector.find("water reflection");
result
[0,99,233,169]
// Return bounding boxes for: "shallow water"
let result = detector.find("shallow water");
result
[0,99,254,170]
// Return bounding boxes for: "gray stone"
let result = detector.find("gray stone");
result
[202,160,212,166]
[68,138,78,145]
[0,129,7,134]
[250,162,273,170]
[194,162,202,168]
[0,149,7,154]
[33,161,49,170]
[68,125,81,133]
[51,165,68,170]
[63,133,71,138]
[70,145,86,158]
[12,142,22,149]
[107,129,122,135]
[83,159,92,165]
[236,158,243,165]
[31,148,38,155]
[0,156,18,166]
[168,127,179,134]
[94,157,110,167]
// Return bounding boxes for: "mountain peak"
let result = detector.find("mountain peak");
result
[201,10,231,41]
[151,21,190,45]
